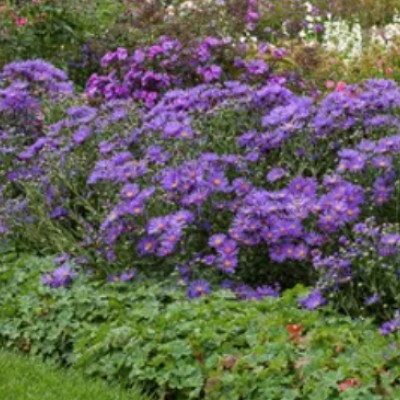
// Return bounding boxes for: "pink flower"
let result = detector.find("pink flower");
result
[338,378,360,392]
[325,80,335,90]
[336,81,347,92]
[15,16,28,27]
[247,11,260,23]
[386,67,394,75]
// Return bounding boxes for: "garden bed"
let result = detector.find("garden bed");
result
[1,1,400,399]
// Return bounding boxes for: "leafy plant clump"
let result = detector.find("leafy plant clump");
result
[0,253,399,400]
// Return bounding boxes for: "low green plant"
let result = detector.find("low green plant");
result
[75,288,400,399]
[0,253,398,399]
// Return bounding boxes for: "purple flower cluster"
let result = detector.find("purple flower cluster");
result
[228,281,281,301]
[186,278,280,301]
[139,210,195,257]
[42,263,76,288]
[2,38,400,332]
[299,289,326,310]
[246,0,260,31]
[0,60,73,97]
[0,61,74,189]
[337,131,400,206]
[380,312,400,335]
[308,218,400,326]
[85,36,284,107]
[107,268,137,283]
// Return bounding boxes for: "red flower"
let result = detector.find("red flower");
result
[15,16,28,27]
[286,324,304,343]
[339,378,360,392]
[286,324,303,334]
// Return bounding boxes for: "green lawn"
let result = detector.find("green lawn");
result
[0,351,147,400]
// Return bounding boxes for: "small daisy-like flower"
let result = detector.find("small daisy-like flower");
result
[208,234,227,249]
[299,289,326,310]
[187,280,211,299]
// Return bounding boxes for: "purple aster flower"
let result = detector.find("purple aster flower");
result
[120,269,136,282]
[269,245,287,263]
[72,125,91,144]
[245,291,263,301]
[218,239,238,256]
[218,255,238,273]
[54,253,70,264]
[121,183,140,200]
[177,264,192,283]
[208,173,229,192]
[267,167,287,183]
[272,48,287,59]
[372,156,392,170]
[208,234,227,248]
[50,206,69,219]
[381,234,400,246]
[202,254,216,265]
[107,274,120,283]
[314,24,324,33]
[146,145,170,163]
[364,294,380,306]
[42,264,76,288]
[245,59,269,76]
[197,65,222,83]
[380,313,400,335]
[147,217,168,235]
[41,273,55,287]
[256,284,280,298]
[138,236,158,255]
[299,289,326,310]
[187,280,211,299]
[293,243,309,260]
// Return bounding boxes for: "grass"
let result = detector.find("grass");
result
[0,350,148,400]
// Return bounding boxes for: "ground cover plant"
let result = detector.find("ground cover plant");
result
[0,253,399,399]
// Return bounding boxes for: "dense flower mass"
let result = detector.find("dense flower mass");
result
[84,36,290,107]
[0,34,400,333]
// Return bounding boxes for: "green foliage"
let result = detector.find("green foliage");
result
[0,253,399,399]
[0,253,130,363]
[0,0,124,86]
[1,0,400,90]
[75,288,400,399]
[0,350,146,400]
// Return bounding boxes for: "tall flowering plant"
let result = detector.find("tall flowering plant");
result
[1,45,400,331]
